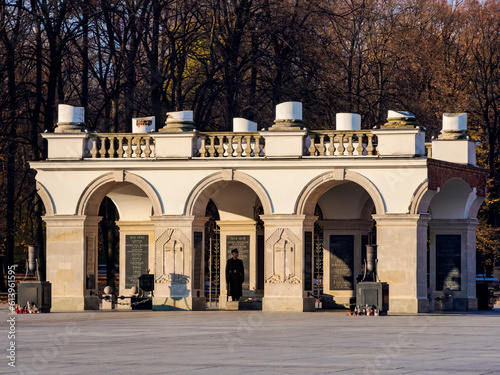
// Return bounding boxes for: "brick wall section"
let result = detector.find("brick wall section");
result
[427,158,490,196]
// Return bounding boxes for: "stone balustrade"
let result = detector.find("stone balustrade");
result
[196,132,265,158]
[305,131,378,156]
[82,130,382,159]
[86,133,155,159]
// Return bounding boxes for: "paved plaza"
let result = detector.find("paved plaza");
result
[1,305,499,374]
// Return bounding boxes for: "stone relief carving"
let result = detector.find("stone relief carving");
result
[265,228,301,284]
[155,228,190,284]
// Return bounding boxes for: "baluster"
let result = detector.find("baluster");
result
[235,136,243,157]
[214,136,223,157]
[346,134,354,155]
[260,136,266,156]
[254,135,261,157]
[108,136,116,158]
[208,136,216,157]
[144,137,152,158]
[99,136,107,158]
[318,135,326,156]
[327,133,335,156]
[117,136,124,157]
[244,135,252,157]
[135,136,143,157]
[90,137,99,158]
[125,136,133,157]
[337,134,345,155]
[366,134,375,155]
[200,136,207,157]
[227,135,235,157]
[308,135,317,156]
[356,133,364,155]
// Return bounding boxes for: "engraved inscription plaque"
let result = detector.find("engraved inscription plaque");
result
[125,235,149,289]
[227,235,250,290]
[330,235,354,290]
[436,234,461,291]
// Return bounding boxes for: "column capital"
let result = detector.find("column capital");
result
[428,218,480,230]
[217,220,256,231]
[150,215,208,227]
[260,214,317,227]
[372,213,430,226]
[42,215,102,226]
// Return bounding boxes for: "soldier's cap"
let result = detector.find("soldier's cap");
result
[231,248,238,253]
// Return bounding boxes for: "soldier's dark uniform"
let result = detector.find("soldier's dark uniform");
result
[226,250,244,301]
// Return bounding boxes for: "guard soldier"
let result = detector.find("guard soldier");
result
[226,248,244,301]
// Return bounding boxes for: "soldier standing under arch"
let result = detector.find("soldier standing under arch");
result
[226,248,244,301]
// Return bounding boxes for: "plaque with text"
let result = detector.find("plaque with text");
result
[194,232,203,290]
[125,235,149,289]
[436,234,461,291]
[226,235,250,289]
[330,235,354,290]
[304,231,313,291]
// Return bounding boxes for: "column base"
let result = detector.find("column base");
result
[467,298,478,311]
[51,296,85,312]
[389,297,429,313]
[219,299,240,310]
[263,297,315,312]
[152,296,206,311]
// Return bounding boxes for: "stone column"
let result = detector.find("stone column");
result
[217,220,258,308]
[116,221,155,309]
[429,219,479,311]
[260,215,316,312]
[321,219,371,308]
[151,216,207,311]
[43,215,101,312]
[372,214,430,313]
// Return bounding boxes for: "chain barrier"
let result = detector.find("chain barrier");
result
[91,291,152,307]
[116,297,152,306]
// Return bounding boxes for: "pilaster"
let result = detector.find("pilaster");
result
[372,214,430,313]
[43,215,101,312]
[150,216,208,311]
[259,214,316,312]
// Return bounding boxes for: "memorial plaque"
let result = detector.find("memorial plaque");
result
[125,235,149,289]
[330,235,354,290]
[304,231,313,291]
[193,232,203,290]
[436,234,461,291]
[226,235,250,289]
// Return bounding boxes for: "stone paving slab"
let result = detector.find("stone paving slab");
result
[0,305,499,374]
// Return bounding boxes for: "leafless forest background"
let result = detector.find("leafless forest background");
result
[0,0,499,289]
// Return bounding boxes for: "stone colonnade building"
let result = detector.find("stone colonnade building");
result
[30,103,488,313]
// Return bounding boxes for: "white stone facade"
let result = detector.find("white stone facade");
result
[30,107,488,313]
